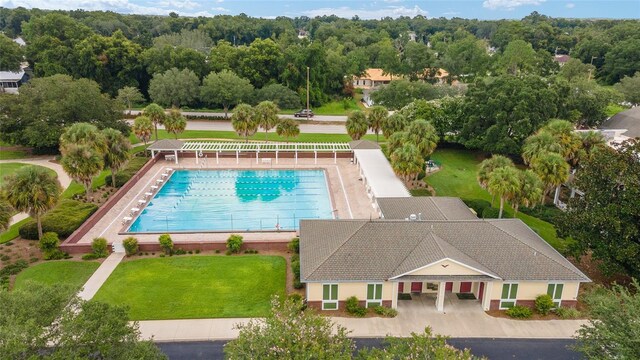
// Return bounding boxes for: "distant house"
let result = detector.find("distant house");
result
[297,29,309,39]
[0,70,29,94]
[553,54,571,66]
[352,68,394,90]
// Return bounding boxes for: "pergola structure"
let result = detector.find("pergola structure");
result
[148,140,353,165]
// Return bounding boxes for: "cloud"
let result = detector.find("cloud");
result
[383,0,403,3]
[0,0,228,16]
[566,2,575,8]
[302,5,428,19]
[482,0,545,10]
[442,11,461,16]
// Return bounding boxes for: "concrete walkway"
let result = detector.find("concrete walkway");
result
[0,157,72,226]
[137,296,587,341]
[77,252,125,300]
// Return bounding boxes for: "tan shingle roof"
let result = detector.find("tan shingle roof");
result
[378,197,477,220]
[349,140,381,150]
[358,68,393,82]
[300,219,589,282]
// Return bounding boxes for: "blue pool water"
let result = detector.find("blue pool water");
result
[128,169,333,232]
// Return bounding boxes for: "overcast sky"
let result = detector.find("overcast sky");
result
[1,0,638,20]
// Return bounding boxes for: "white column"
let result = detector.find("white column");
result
[482,282,493,311]
[256,151,259,164]
[314,151,317,164]
[295,150,298,165]
[151,150,155,158]
[195,150,199,165]
[216,151,219,164]
[236,150,239,164]
[436,281,446,312]
[174,150,178,164]
[391,282,398,310]
[554,186,561,205]
[334,151,337,164]
[276,150,279,164]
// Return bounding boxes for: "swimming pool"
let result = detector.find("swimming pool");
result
[128,169,334,232]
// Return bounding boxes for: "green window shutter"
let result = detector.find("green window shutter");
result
[375,284,382,299]
[501,284,509,299]
[555,284,564,299]
[367,284,374,299]
[331,284,338,300]
[510,284,518,299]
[547,284,554,297]
[323,284,330,300]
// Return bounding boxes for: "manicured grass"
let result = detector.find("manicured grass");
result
[93,255,286,320]
[0,218,30,244]
[13,261,100,290]
[130,129,382,145]
[0,163,57,187]
[281,98,362,115]
[0,149,30,160]
[604,103,629,117]
[417,148,570,251]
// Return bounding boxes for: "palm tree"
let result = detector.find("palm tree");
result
[254,101,280,141]
[61,144,104,198]
[102,128,131,188]
[522,132,563,164]
[276,119,300,142]
[345,111,369,140]
[164,108,188,139]
[132,116,153,146]
[59,123,106,155]
[1,166,61,239]
[511,170,543,215]
[387,131,408,156]
[0,200,13,232]
[540,119,582,164]
[487,166,521,219]
[477,155,515,205]
[405,120,439,158]
[531,151,570,205]
[576,130,606,166]
[390,143,424,183]
[143,103,166,141]
[381,113,407,139]
[231,103,258,142]
[367,105,388,142]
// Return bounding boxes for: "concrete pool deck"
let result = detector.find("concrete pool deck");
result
[75,156,378,246]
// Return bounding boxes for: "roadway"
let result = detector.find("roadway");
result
[127,119,361,134]
[157,338,582,360]
[127,110,347,122]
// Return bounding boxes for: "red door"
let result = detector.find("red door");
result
[445,282,453,292]
[398,282,404,293]
[460,282,472,293]
[410,282,423,293]
[478,282,485,301]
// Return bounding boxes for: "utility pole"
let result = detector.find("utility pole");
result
[306,66,310,121]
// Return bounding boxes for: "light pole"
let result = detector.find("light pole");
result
[306,66,310,121]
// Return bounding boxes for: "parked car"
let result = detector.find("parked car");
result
[294,109,315,118]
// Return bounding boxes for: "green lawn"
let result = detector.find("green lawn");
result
[0,149,30,160]
[0,163,57,187]
[13,261,100,290]
[131,129,382,145]
[93,255,286,320]
[0,218,30,244]
[605,103,629,117]
[417,148,570,251]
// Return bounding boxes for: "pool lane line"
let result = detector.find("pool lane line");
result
[334,165,353,219]
[98,166,170,238]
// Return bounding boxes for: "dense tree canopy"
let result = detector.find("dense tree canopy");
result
[0,33,23,71]
[149,67,200,107]
[0,75,126,152]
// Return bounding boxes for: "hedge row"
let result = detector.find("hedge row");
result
[19,199,98,240]
[105,156,149,187]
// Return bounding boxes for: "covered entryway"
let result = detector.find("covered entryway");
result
[394,276,496,312]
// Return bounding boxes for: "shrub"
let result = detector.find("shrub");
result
[195,249,200,254]
[39,232,60,260]
[82,253,99,260]
[19,200,98,240]
[288,293,303,303]
[29,257,38,263]
[5,241,13,246]
[535,294,555,315]
[520,205,563,225]
[506,305,532,319]
[462,199,492,217]
[159,253,165,257]
[0,254,10,261]
[226,234,243,254]
[288,237,300,253]
[215,249,220,254]
[555,306,581,319]
[91,237,109,258]
[104,157,149,187]
[481,207,500,219]
[345,296,367,317]
[174,248,186,255]
[123,236,139,256]
[225,249,232,256]
[291,254,303,289]
[158,234,173,254]
[373,306,398,318]
[0,259,29,289]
